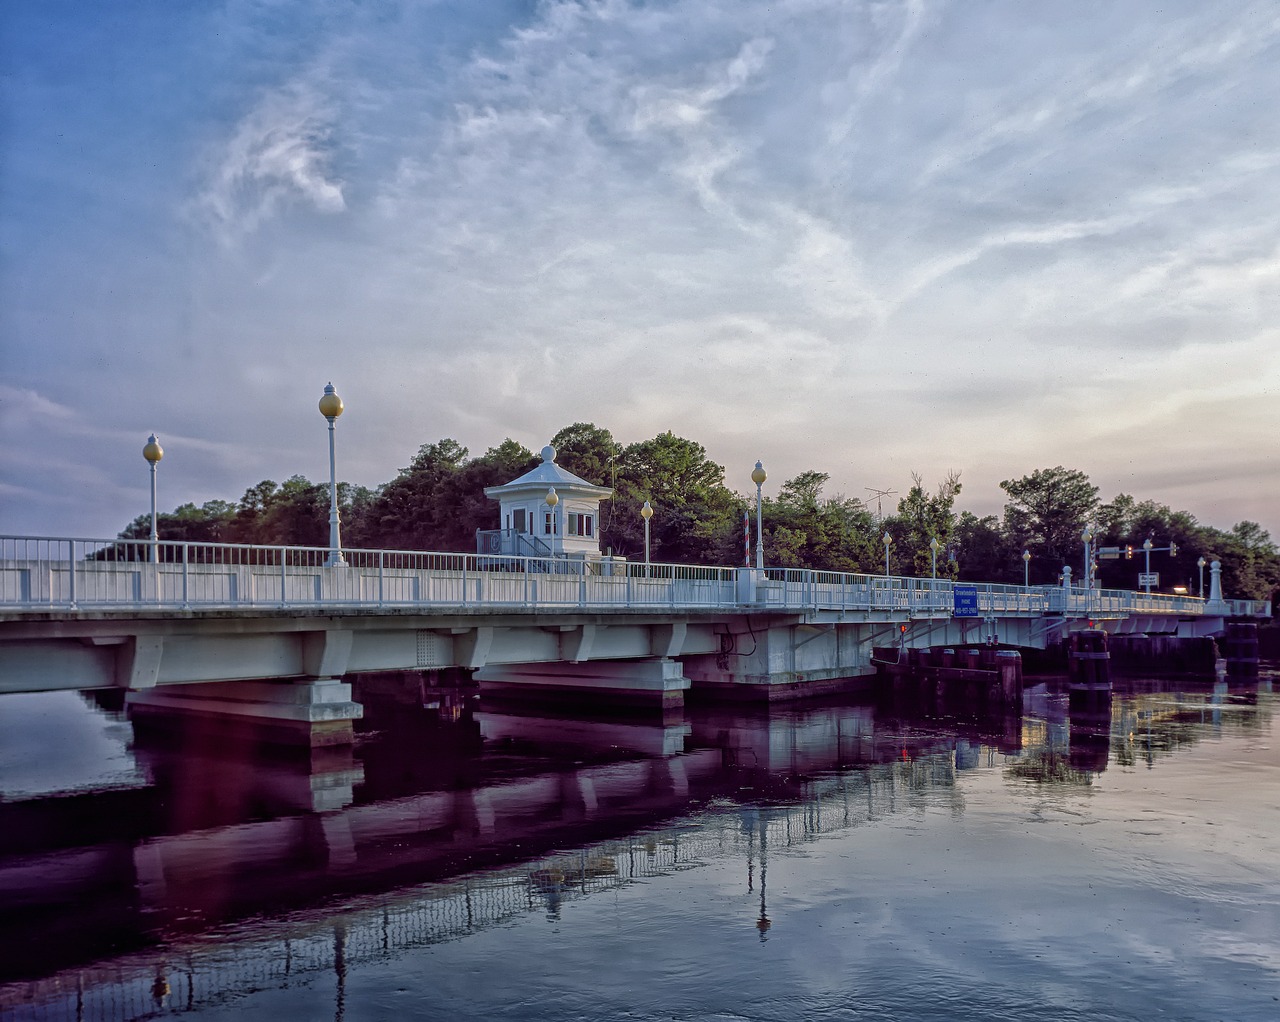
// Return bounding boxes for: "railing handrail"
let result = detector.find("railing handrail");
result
[0,534,1268,620]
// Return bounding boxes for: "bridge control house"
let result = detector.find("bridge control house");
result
[478,444,613,562]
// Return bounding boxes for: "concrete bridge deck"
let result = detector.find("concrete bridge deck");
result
[0,535,1269,741]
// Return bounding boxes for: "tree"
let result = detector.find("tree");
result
[765,471,878,572]
[953,512,1018,583]
[895,471,962,578]
[350,439,470,550]
[550,423,621,488]
[1001,467,1099,567]
[607,432,738,564]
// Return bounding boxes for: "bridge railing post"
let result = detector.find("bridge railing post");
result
[181,544,190,609]
[378,550,385,608]
[66,539,76,609]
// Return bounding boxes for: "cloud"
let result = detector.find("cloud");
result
[193,80,346,242]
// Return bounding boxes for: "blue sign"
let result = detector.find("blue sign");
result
[953,585,979,618]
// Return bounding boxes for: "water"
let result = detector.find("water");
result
[1,675,1278,1021]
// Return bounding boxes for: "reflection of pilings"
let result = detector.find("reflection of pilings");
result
[5,756,974,1022]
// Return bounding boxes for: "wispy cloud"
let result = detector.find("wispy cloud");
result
[193,80,346,242]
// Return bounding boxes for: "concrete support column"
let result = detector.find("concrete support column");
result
[127,677,364,748]
[475,657,690,711]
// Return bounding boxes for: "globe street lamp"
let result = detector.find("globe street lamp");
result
[929,536,940,580]
[883,531,893,577]
[1023,549,1031,588]
[545,487,559,556]
[142,434,163,564]
[1197,556,1206,598]
[752,461,767,571]
[318,383,346,567]
[1142,536,1154,595]
[641,500,653,575]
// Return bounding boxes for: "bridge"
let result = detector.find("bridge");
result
[0,534,1269,744]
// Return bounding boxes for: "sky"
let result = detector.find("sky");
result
[2,0,1277,543]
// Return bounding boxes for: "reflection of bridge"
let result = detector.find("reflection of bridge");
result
[3,683,1269,1021]
[0,535,1268,743]
[0,741,967,1022]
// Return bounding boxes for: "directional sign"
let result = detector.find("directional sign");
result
[1097,546,1122,557]
[952,585,979,618]
[1138,572,1159,587]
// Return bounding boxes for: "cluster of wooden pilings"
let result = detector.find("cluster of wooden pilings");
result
[873,645,1024,708]
[1222,623,1260,678]
[1067,628,1112,712]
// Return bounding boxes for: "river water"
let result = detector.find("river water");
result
[1,672,1277,1021]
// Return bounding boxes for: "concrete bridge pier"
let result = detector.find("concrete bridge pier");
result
[473,657,691,711]
[682,621,877,702]
[127,677,365,748]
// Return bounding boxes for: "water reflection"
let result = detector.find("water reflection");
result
[0,675,1275,1020]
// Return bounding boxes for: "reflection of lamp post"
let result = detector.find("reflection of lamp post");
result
[883,532,893,577]
[1197,556,1206,598]
[929,536,940,580]
[545,487,559,555]
[1023,549,1031,587]
[756,819,770,941]
[752,461,766,570]
[641,500,653,575]
[142,434,163,564]
[318,383,346,567]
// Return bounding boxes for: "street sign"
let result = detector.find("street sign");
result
[953,585,979,618]
[1139,572,1159,587]
[1097,546,1121,558]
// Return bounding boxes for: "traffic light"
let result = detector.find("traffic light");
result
[1170,542,1178,557]
[1125,545,1133,559]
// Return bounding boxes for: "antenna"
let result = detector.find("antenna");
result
[865,486,898,522]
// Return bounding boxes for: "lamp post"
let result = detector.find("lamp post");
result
[883,532,893,577]
[752,461,766,571]
[1081,525,1094,593]
[1197,556,1206,598]
[929,536,940,580]
[318,383,346,567]
[142,434,163,564]
[545,487,559,556]
[1023,549,1031,588]
[1142,536,1154,595]
[641,500,653,575]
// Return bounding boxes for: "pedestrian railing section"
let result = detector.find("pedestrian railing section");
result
[0,535,1269,619]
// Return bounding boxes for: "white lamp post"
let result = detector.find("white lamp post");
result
[1082,525,1094,593]
[318,383,346,567]
[883,531,893,577]
[641,500,653,575]
[1023,549,1031,588]
[929,536,940,580]
[1142,536,1154,594]
[1197,556,1206,598]
[752,461,766,571]
[545,487,559,556]
[142,434,163,564]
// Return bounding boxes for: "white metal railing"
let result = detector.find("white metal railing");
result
[0,535,1269,620]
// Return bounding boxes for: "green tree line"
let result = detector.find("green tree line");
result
[117,426,1280,603]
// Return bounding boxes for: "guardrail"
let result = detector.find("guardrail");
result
[0,536,1269,619]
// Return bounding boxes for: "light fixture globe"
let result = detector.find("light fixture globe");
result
[545,487,559,507]
[751,461,766,486]
[318,382,344,420]
[640,500,653,520]
[142,434,164,464]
